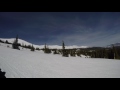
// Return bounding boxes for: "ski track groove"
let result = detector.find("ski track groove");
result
[0,43,120,78]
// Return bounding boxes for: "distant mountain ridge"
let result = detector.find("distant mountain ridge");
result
[0,38,88,49]
[107,43,120,48]
[112,43,120,46]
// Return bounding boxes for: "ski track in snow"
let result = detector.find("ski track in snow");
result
[0,43,120,78]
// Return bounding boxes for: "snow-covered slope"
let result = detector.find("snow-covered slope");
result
[0,42,120,78]
[0,38,32,46]
[0,38,88,49]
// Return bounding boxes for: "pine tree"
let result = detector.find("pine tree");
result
[62,41,65,50]
[31,45,35,51]
[21,43,24,49]
[76,50,81,57]
[70,50,76,57]
[112,45,119,59]
[24,45,27,49]
[108,48,114,59]
[103,48,108,59]
[44,43,51,54]
[5,40,9,44]
[0,39,4,43]
[45,43,46,49]
[62,41,68,57]
[44,43,47,53]
[53,49,59,54]
[12,35,20,50]
[36,47,40,51]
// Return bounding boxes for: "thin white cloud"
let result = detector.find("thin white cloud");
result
[43,28,120,47]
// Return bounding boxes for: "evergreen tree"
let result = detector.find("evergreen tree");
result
[24,45,27,49]
[31,45,35,51]
[0,39,4,43]
[5,40,12,44]
[103,48,108,59]
[116,47,120,59]
[70,50,76,57]
[62,41,65,49]
[36,47,40,51]
[53,49,59,54]
[45,43,46,49]
[112,45,119,59]
[21,43,24,49]
[12,35,20,50]
[44,43,51,54]
[62,41,69,57]
[5,40,9,44]
[18,43,21,46]
[76,50,81,57]
[108,48,114,59]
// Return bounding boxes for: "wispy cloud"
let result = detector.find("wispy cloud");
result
[37,30,104,46]
[1,12,120,46]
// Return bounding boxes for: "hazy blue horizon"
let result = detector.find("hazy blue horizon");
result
[0,12,120,47]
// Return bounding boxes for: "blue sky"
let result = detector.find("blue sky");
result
[0,12,120,47]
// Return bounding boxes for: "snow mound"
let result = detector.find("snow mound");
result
[0,38,32,46]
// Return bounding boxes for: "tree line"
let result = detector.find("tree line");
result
[0,35,120,60]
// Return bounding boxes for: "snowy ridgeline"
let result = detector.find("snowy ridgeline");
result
[0,38,88,49]
[0,42,120,78]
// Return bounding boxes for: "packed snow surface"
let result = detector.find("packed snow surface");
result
[0,39,120,78]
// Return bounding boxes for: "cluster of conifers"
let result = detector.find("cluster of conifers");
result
[0,35,120,59]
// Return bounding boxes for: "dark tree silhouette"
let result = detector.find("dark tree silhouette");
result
[12,35,20,50]
[0,69,6,78]
[31,45,35,51]
[62,41,69,57]
[44,43,51,53]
